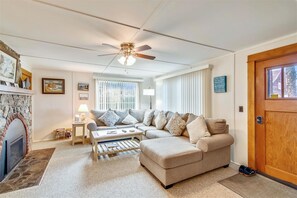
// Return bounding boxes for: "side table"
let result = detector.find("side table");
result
[72,122,86,145]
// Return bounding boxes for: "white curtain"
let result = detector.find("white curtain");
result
[95,80,139,110]
[156,69,211,116]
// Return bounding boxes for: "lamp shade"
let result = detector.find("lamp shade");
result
[143,89,155,96]
[78,104,89,113]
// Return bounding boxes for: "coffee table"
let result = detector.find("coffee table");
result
[90,127,143,161]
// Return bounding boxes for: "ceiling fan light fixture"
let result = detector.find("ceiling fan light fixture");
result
[118,55,136,66]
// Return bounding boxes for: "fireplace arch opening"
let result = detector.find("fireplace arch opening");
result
[0,114,28,181]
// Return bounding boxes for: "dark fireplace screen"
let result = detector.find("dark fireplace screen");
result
[7,135,24,173]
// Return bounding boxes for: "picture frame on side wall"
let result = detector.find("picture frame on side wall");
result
[78,83,89,91]
[79,93,89,100]
[42,78,65,94]
[214,76,227,93]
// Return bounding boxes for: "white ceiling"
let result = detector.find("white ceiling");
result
[0,0,296,78]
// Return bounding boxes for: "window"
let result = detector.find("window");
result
[267,64,297,99]
[95,80,139,110]
[156,69,211,116]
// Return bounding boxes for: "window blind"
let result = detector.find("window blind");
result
[156,69,211,116]
[95,80,139,110]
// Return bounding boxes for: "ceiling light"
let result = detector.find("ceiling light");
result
[118,55,136,66]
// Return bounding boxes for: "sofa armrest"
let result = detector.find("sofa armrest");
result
[196,134,234,152]
[87,119,97,131]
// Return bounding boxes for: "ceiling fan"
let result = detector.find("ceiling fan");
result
[98,42,156,66]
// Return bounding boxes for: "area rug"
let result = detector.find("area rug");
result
[0,148,55,194]
[219,173,297,198]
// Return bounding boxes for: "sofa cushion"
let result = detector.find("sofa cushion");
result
[205,119,228,135]
[164,112,186,136]
[115,124,134,129]
[187,116,211,144]
[122,114,138,124]
[129,109,145,122]
[89,110,106,126]
[114,110,129,125]
[165,111,174,122]
[145,129,173,139]
[151,110,160,126]
[138,125,157,132]
[155,111,167,129]
[182,113,198,137]
[143,110,155,126]
[98,110,120,126]
[140,137,202,169]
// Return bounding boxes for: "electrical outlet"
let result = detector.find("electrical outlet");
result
[239,106,244,112]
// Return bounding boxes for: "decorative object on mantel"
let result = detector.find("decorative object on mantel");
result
[214,75,227,93]
[42,78,65,94]
[0,40,20,84]
[78,82,89,91]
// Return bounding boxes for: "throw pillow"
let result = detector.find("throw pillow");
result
[182,113,198,137]
[165,112,186,136]
[143,110,155,126]
[122,114,138,125]
[155,111,167,129]
[98,110,120,126]
[151,110,160,126]
[187,115,211,144]
[114,110,129,125]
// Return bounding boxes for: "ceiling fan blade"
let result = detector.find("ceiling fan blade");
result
[135,53,156,60]
[97,53,118,56]
[101,43,120,50]
[135,45,152,52]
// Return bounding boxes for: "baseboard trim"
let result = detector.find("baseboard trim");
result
[230,161,240,170]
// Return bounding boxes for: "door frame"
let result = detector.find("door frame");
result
[247,43,297,169]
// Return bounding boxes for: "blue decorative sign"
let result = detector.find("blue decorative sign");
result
[214,76,227,93]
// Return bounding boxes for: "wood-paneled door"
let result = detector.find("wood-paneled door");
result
[255,53,297,185]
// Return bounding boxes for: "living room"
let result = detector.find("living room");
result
[0,0,296,197]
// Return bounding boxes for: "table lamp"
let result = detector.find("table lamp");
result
[143,88,155,109]
[78,104,89,122]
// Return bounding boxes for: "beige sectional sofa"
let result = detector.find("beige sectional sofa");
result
[87,109,234,188]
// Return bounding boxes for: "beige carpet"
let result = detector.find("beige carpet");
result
[0,140,241,198]
[219,174,297,198]
[0,148,55,194]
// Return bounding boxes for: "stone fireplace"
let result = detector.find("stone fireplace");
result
[0,92,32,181]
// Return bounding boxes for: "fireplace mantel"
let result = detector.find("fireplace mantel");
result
[0,85,34,95]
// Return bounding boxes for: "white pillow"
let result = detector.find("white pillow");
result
[122,114,138,125]
[187,115,211,144]
[98,110,120,126]
[155,111,167,129]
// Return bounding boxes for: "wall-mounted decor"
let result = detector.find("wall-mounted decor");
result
[78,83,89,91]
[0,41,20,83]
[79,93,89,100]
[42,78,65,94]
[214,76,227,93]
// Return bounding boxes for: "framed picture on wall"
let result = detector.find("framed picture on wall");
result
[78,83,89,91]
[42,78,65,94]
[79,93,89,100]
[214,76,227,93]
[0,41,19,83]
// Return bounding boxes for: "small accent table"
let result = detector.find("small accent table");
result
[72,122,86,145]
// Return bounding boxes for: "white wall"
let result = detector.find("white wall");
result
[32,69,95,141]
[193,32,297,165]
[32,70,150,141]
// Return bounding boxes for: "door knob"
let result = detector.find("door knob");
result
[256,116,263,124]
